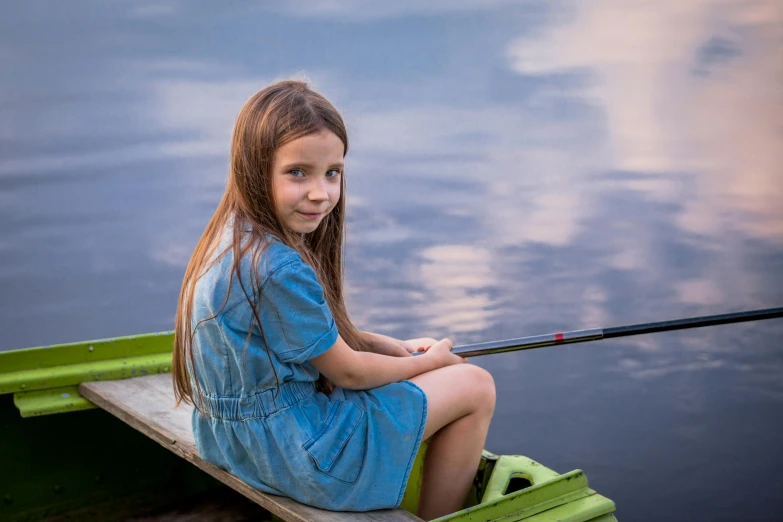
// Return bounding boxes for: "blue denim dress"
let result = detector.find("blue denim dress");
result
[189,228,428,511]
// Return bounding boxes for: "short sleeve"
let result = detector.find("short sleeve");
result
[259,260,338,364]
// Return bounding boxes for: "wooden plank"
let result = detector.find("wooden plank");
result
[80,374,421,522]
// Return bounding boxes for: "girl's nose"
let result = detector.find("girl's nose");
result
[307,180,329,201]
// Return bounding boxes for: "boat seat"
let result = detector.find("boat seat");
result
[80,373,421,522]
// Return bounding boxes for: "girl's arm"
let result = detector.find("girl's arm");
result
[361,331,408,357]
[361,331,437,357]
[310,335,464,390]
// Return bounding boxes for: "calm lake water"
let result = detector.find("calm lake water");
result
[1,2,782,520]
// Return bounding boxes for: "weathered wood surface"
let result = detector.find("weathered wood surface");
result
[80,374,422,522]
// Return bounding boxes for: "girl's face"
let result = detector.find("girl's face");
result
[272,130,344,234]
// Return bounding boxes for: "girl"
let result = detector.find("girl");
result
[172,80,495,520]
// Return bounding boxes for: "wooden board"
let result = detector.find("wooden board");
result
[80,374,421,522]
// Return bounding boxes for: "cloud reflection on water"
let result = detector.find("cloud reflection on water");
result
[369,0,783,345]
[507,0,783,241]
[265,0,532,21]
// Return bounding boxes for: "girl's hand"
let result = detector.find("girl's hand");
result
[401,337,438,354]
[423,338,467,367]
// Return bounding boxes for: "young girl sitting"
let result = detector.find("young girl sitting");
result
[172,80,495,520]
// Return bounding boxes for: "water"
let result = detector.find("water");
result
[1,2,782,520]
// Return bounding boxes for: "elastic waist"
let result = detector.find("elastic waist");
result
[197,380,317,420]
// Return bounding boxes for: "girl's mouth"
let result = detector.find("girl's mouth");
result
[297,211,322,219]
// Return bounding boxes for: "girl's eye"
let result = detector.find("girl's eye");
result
[288,169,304,178]
[326,169,341,178]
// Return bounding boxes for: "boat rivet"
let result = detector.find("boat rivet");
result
[20,384,26,390]
[89,345,94,352]
[53,485,62,493]
[2,494,11,503]
[94,475,101,482]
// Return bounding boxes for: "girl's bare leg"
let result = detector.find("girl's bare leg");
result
[409,364,496,520]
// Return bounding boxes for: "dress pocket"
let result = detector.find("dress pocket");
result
[302,400,368,484]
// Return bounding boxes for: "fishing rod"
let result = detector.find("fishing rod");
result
[416,307,783,358]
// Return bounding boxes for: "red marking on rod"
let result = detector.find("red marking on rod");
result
[554,333,565,343]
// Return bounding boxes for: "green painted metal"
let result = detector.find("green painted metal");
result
[0,331,173,374]
[0,351,172,394]
[0,332,174,416]
[521,494,617,522]
[432,456,616,522]
[13,385,96,417]
[481,455,561,501]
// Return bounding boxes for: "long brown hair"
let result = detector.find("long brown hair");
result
[172,80,367,408]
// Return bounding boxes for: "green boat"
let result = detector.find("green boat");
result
[0,332,617,521]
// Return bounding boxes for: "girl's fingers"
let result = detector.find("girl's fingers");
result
[403,337,438,353]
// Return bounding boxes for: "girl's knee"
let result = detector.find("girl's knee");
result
[463,365,496,413]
